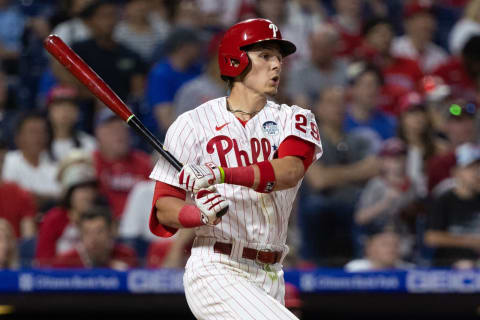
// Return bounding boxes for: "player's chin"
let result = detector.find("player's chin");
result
[264,86,279,96]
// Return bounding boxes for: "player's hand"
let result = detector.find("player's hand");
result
[178,162,223,193]
[195,188,228,225]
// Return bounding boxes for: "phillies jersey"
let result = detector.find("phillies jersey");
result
[150,97,322,247]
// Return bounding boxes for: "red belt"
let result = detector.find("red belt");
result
[213,242,282,265]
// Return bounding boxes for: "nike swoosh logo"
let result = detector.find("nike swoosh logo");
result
[215,122,230,131]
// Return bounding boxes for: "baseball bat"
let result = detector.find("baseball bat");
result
[43,34,183,171]
[43,35,228,218]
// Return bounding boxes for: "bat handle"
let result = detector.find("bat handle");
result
[127,115,183,171]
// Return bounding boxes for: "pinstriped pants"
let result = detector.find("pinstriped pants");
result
[184,237,299,320]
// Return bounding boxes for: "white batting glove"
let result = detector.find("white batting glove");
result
[178,162,223,193]
[195,188,229,225]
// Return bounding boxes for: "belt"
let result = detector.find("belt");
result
[213,242,282,265]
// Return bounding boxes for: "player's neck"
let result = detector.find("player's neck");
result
[227,86,267,120]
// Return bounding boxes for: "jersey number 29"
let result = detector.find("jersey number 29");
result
[295,114,320,141]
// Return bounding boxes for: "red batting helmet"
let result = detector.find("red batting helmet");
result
[218,18,296,78]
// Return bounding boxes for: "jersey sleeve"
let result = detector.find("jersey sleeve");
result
[282,106,323,162]
[149,114,199,188]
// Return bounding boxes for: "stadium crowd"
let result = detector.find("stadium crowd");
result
[0,0,480,272]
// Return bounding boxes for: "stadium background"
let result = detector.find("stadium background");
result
[1,0,480,319]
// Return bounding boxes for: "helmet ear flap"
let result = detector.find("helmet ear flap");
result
[218,51,250,77]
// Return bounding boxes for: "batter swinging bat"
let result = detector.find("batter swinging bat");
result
[43,34,183,171]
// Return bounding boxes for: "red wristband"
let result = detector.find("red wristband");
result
[178,204,204,228]
[255,161,276,193]
[222,166,255,188]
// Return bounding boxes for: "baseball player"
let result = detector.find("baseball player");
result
[149,18,322,320]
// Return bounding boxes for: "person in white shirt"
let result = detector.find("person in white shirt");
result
[391,1,448,73]
[345,229,414,271]
[2,112,60,209]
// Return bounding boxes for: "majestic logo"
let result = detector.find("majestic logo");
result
[269,23,278,38]
[207,135,272,167]
[215,122,230,131]
[262,121,279,136]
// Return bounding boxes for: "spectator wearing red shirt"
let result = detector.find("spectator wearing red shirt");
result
[35,151,100,267]
[53,205,137,269]
[330,0,365,58]
[0,139,36,239]
[358,18,424,115]
[93,110,151,219]
[433,35,480,102]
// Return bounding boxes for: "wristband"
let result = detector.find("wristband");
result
[178,204,204,228]
[255,161,276,193]
[221,166,255,187]
[218,166,225,183]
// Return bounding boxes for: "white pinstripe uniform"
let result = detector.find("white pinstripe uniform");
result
[150,97,322,319]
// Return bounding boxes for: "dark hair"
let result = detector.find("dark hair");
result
[163,27,202,55]
[0,138,7,150]
[14,111,56,161]
[61,181,98,210]
[363,17,393,37]
[348,61,384,86]
[397,110,436,161]
[79,205,113,228]
[79,0,117,19]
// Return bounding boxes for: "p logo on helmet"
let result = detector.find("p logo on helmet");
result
[218,18,296,78]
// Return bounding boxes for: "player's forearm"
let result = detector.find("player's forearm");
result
[155,196,189,229]
[269,156,305,190]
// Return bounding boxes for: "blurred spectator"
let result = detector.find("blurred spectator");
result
[358,18,424,114]
[0,68,17,147]
[93,110,151,219]
[71,0,148,102]
[345,229,414,271]
[114,0,168,65]
[420,75,453,135]
[173,32,226,116]
[35,151,99,267]
[0,218,18,269]
[300,86,380,265]
[145,27,202,135]
[0,0,26,74]
[449,0,480,55]
[0,139,36,239]
[344,62,397,140]
[146,229,194,268]
[286,23,348,108]
[196,0,247,29]
[284,282,303,319]
[427,100,477,194]
[51,0,94,46]
[354,138,417,255]
[329,0,364,58]
[433,35,480,102]
[46,85,96,162]
[391,0,448,74]
[397,92,442,198]
[2,112,60,210]
[53,205,137,269]
[425,143,480,267]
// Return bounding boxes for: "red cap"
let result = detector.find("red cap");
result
[398,91,425,114]
[218,18,296,78]
[284,283,302,309]
[404,0,434,18]
[46,85,78,106]
[379,138,407,157]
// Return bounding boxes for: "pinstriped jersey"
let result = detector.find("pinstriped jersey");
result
[149,97,322,246]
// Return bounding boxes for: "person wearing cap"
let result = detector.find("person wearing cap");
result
[0,139,36,240]
[173,32,226,117]
[93,110,152,219]
[34,151,101,267]
[425,143,480,267]
[71,0,148,102]
[427,100,477,194]
[145,27,203,136]
[355,138,417,255]
[391,0,448,74]
[345,228,414,271]
[449,0,480,56]
[46,85,96,162]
